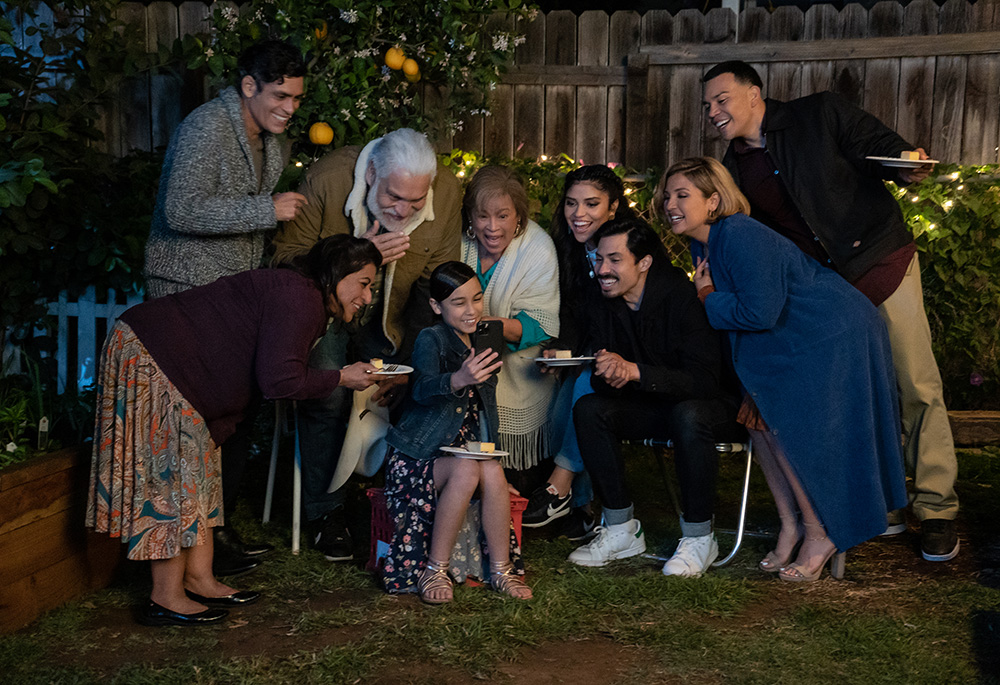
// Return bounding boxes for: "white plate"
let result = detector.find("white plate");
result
[439,445,509,460]
[367,364,414,376]
[533,356,595,367]
[866,155,939,168]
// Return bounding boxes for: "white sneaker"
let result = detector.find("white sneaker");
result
[662,533,719,577]
[567,519,646,567]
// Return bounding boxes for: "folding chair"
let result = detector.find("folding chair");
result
[262,400,303,554]
[632,436,753,568]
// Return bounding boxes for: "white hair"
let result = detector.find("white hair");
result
[370,128,438,182]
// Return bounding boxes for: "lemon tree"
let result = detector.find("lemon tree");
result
[201,0,537,154]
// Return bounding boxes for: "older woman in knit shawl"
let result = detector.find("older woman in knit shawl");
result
[460,166,560,475]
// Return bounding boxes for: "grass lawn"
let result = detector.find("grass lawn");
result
[2,444,999,684]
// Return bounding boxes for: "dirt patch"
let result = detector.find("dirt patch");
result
[496,638,640,684]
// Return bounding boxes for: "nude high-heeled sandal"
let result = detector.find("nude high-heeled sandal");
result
[778,522,846,582]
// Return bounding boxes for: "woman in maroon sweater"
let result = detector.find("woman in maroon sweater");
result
[86,235,381,626]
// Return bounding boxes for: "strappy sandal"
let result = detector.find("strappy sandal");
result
[417,558,453,605]
[489,561,532,600]
[778,522,846,582]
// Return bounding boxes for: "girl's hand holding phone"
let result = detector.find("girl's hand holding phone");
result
[451,347,503,391]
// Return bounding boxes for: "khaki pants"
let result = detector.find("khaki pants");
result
[877,253,959,521]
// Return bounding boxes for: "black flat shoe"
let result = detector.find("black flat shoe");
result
[185,589,261,607]
[136,601,228,627]
[214,526,273,558]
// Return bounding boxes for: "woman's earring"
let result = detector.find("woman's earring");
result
[464,222,475,239]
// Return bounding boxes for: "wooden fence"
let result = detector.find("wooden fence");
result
[7,0,1000,168]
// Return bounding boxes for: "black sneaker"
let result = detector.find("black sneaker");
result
[522,485,572,528]
[554,508,597,542]
[313,508,353,562]
[921,518,959,562]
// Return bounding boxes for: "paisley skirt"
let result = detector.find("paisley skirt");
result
[85,321,222,560]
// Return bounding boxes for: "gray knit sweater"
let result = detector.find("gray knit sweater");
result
[144,87,283,296]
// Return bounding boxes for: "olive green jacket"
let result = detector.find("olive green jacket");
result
[271,145,462,355]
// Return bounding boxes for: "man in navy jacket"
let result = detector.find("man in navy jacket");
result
[702,60,958,562]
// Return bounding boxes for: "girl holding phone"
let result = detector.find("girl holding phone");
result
[381,261,532,604]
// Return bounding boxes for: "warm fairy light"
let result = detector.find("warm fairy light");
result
[950,172,960,180]
[624,188,634,195]
[910,196,919,202]
[943,200,953,209]
[957,185,964,190]
[540,155,548,162]
[457,170,466,177]
[295,161,303,167]
[629,201,637,208]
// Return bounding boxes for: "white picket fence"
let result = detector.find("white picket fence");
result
[45,287,144,394]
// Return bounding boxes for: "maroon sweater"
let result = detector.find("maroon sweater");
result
[120,269,341,445]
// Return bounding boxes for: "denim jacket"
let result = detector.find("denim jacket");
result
[385,323,498,461]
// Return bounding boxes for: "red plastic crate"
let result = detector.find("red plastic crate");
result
[366,487,527,573]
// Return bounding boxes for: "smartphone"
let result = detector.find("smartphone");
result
[472,320,504,372]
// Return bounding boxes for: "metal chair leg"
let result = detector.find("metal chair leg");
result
[292,401,302,555]
[713,442,753,568]
[262,400,285,524]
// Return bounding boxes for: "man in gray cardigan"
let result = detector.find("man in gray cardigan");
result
[144,39,307,296]
[143,40,307,575]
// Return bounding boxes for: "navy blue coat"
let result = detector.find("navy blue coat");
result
[695,213,907,550]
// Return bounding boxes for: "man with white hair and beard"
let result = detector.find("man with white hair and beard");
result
[272,128,461,561]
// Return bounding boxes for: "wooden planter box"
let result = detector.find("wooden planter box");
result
[949,411,1000,447]
[0,446,123,635]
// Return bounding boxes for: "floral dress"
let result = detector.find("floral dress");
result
[381,387,523,593]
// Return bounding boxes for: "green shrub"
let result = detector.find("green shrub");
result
[199,0,537,155]
[892,165,1000,410]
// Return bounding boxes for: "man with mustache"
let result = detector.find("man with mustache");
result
[701,60,959,562]
[272,128,462,562]
[566,218,732,577]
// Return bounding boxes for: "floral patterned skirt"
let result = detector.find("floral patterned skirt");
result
[380,448,524,594]
[85,321,223,561]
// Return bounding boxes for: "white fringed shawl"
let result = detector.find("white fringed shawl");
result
[461,220,560,469]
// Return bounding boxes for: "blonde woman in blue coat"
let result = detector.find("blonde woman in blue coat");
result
[656,157,907,582]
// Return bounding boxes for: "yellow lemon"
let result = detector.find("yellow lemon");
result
[308,122,334,145]
[314,20,328,41]
[402,58,419,78]
[385,47,405,71]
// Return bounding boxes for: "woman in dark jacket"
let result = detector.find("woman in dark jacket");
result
[86,235,381,625]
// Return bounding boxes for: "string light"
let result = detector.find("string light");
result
[295,161,303,167]
[943,200,953,209]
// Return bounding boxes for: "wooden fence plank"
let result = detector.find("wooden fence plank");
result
[178,2,213,111]
[739,6,770,43]
[962,56,1000,163]
[896,0,938,152]
[515,13,545,66]
[831,4,869,107]
[608,12,640,163]
[864,1,903,130]
[640,9,672,47]
[801,4,838,96]
[147,2,181,151]
[933,0,971,162]
[544,10,577,66]
[667,11,705,166]
[512,13,544,159]
[704,7,735,45]
[485,84,515,158]
[767,6,807,102]
[576,11,610,165]
[609,11,640,65]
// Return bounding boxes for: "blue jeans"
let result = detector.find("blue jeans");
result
[297,326,352,522]
[551,369,594,508]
